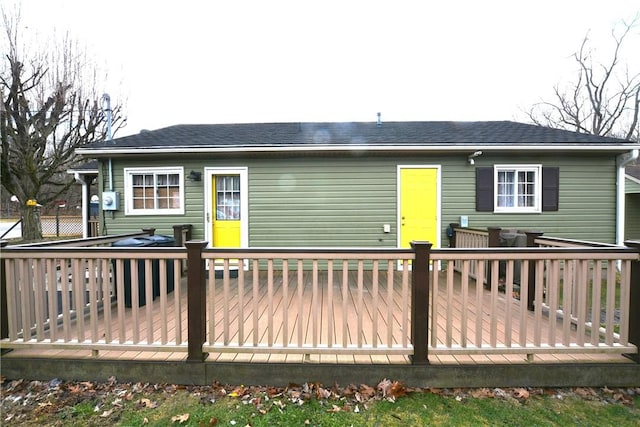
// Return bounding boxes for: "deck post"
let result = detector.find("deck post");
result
[186,241,209,362]
[0,241,8,340]
[173,224,193,246]
[525,231,544,311]
[410,241,432,365]
[624,240,640,363]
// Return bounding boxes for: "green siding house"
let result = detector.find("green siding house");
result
[76,121,640,247]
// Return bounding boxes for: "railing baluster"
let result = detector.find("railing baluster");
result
[504,260,513,347]
[490,259,499,348]
[46,258,57,342]
[115,259,125,344]
[534,260,544,347]
[281,259,288,347]
[225,259,232,345]
[605,260,617,346]
[431,260,439,347]
[88,258,98,343]
[371,260,379,348]
[576,260,588,347]
[475,259,485,348]
[446,263,454,348]
[60,259,70,342]
[547,260,559,347]
[561,260,573,346]
[312,260,319,349]
[357,260,364,349]
[159,258,168,345]
[386,260,394,348]
[590,259,603,346]
[619,259,631,345]
[268,259,274,347]
[341,260,348,348]
[144,259,153,344]
[173,258,182,345]
[297,260,304,347]
[100,259,111,344]
[207,259,216,345]
[460,260,469,348]
[34,259,45,341]
[251,259,259,347]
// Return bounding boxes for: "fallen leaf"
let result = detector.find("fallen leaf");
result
[574,387,596,399]
[138,398,158,409]
[513,388,530,400]
[377,379,392,397]
[360,384,376,400]
[100,409,113,417]
[171,413,190,424]
[316,386,331,399]
[470,388,494,399]
[389,381,406,398]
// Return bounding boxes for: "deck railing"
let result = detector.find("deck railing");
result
[1,235,639,364]
[431,247,638,359]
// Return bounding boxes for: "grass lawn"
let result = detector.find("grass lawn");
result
[2,379,639,426]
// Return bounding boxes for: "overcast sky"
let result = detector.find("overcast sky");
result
[12,0,640,137]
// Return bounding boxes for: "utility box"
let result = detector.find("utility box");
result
[102,191,120,211]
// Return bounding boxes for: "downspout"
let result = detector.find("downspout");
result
[617,149,639,246]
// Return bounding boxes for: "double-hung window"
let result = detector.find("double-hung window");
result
[494,165,541,212]
[124,167,184,215]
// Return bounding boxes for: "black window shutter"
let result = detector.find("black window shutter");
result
[476,167,494,211]
[542,167,559,211]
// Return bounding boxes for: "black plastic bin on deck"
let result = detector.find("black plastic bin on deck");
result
[143,234,176,296]
[112,237,157,307]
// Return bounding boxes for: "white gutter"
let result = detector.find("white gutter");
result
[617,149,639,246]
[76,144,640,156]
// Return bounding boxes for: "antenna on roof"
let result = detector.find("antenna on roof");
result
[377,112,381,127]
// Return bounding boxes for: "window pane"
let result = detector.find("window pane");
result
[497,171,515,207]
[216,175,241,220]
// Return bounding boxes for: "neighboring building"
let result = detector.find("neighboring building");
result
[76,121,640,248]
[626,159,640,240]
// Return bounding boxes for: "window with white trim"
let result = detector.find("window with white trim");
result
[124,167,184,215]
[494,165,541,212]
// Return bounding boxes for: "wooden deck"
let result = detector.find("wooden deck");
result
[2,269,633,366]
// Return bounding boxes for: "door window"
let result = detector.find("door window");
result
[216,176,240,220]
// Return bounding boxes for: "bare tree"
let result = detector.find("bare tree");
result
[1,7,125,241]
[527,15,640,141]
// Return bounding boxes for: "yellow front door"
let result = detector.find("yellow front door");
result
[212,175,241,247]
[400,168,438,249]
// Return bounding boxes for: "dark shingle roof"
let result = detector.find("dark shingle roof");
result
[81,121,636,152]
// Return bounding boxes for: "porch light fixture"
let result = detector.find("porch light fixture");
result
[467,151,483,165]
[188,170,202,182]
